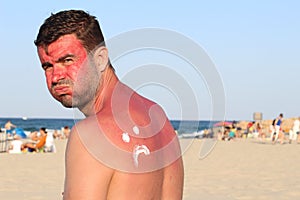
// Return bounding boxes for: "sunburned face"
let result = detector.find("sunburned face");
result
[37,34,100,110]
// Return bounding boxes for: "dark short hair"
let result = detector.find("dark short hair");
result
[40,127,47,133]
[34,10,105,53]
[279,113,283,117]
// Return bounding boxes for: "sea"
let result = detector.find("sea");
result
[0,117,216,137]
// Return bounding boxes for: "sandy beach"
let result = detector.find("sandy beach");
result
[1,138,300,199]
[182,139,300,200]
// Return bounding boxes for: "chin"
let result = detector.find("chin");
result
[61,102,73,108]
[58,96,73,108]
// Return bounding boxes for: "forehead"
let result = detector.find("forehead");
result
[38,34,87,60]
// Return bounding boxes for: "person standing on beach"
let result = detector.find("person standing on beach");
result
[62,126,70,139]
[256,122,266,142]
[273,113,283,144]
[34,10,183,199]
[297,118,300,144]
[269,118,276,142]
[4,120,16,136]
[290,117,300,144]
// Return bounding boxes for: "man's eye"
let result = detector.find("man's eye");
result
[42,64,53,71]
[64,58,73,64]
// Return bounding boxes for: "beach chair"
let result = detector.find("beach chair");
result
[0,132,8,153]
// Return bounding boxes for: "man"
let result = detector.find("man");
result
[35,10,183,199]
[4,120,16,136]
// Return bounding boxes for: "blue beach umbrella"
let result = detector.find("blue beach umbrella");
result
[14,128,27,138]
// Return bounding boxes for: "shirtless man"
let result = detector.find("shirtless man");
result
[4,120,16,135]
[35,10,183,199]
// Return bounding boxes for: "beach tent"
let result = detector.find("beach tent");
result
[14,128,27,138]
[213,121,232,127]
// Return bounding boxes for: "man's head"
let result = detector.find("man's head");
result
[40,127,47,135]
[34,10,105,53]
[35,10,111,114]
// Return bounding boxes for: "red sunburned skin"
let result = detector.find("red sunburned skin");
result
[37,34,89,106]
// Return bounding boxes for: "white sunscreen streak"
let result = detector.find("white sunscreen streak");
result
[133,125,140,135]
[133,144,150,167]
[122,132,130,143]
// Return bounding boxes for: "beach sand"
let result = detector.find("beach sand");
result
[182,138,300,200]
[0,138,300,199]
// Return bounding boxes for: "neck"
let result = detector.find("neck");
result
[81,67,119,117]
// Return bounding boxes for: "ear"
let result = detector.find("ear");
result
[93,46,109,72]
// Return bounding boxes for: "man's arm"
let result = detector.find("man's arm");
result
[160,118,184,200]
[63,124,114,200]
[162,158,184,200]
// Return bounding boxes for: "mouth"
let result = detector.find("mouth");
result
[53,85,71,95]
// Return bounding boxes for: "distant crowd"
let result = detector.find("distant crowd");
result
[0,120,71,153]
[216,113,300,144]
[3,112,300,154]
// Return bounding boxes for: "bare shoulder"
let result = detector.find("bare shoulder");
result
[64,100,184,199]
[131,95,184,199]
[63,117,114,200]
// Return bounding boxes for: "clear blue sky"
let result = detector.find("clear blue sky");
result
[0,0,299,121]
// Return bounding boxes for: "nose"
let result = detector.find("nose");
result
[51,65,66,83]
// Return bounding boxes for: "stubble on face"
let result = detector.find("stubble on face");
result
[38,34,101,113]
[71,57,101,113]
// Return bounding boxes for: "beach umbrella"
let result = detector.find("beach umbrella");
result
[213,121,232,127]
[14,128,27,138]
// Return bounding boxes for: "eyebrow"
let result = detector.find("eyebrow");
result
[41,54,75,69]
[56,54,75,63]
[41,62,53,69]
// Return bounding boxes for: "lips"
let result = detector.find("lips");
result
[53,85,71,95]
